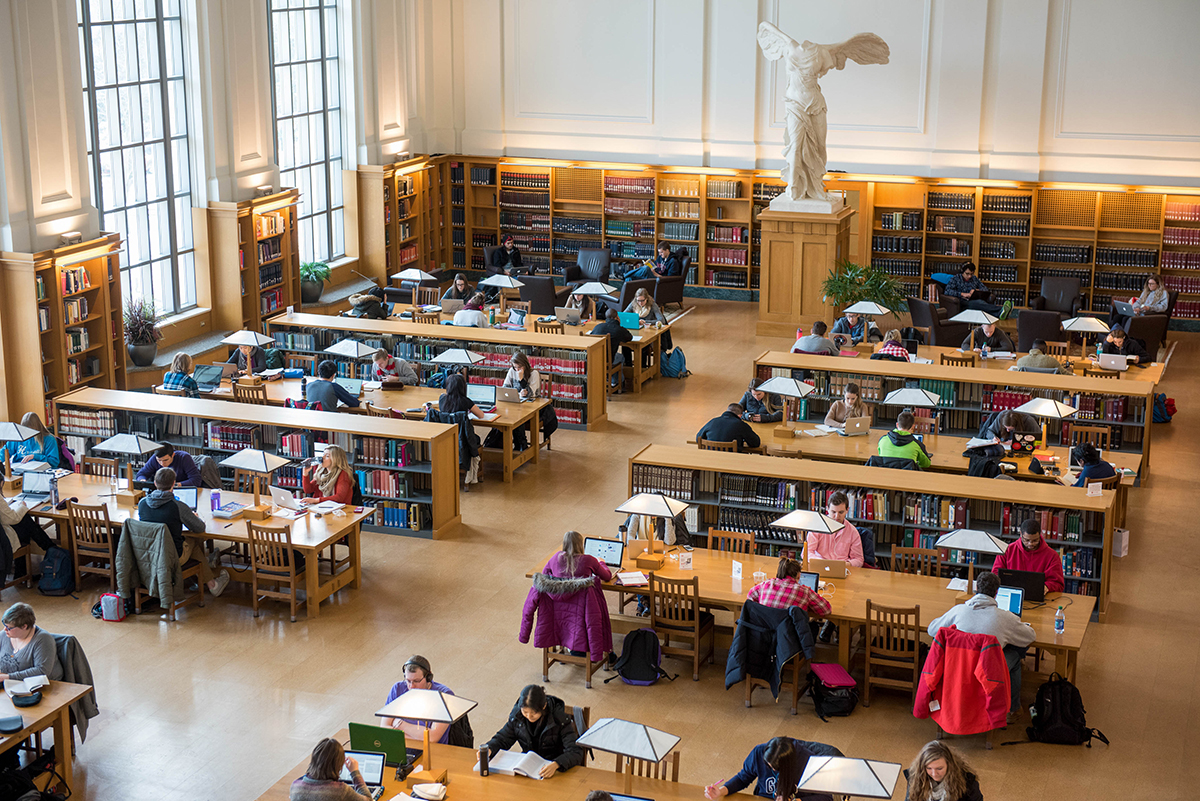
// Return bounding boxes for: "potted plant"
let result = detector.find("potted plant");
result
[821,258,907,319]
[300,261,331,304]
[123,297,163,367]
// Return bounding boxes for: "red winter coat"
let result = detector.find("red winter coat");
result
[914,625,1009,735]
[519,571,614,658]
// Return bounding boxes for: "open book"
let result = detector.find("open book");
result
[474,750,555,779]
[5,676,48,697]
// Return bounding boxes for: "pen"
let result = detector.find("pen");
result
[223,523,233,528]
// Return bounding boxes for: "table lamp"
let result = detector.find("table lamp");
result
[430,349,485,367]
[772,508,844,570]
[935,528,1008,598]
[218,449,291,520]
[323,338,378,360]
[755,376,815,438]
[0,422,37,492]
[478,274,525,290]
[615,492,690,569]
[842,301,891,347]
[93,433,161,506]
[221,330,275,348]
[1062,315,1111,358]
[570,281,619,296]
[948,309,999,351]
[882,387,941,408]
[1013,397,1078,456]
[575,717,681,795]
[796,755,902,799]
[374,689,478,785]
[391,268,439,306]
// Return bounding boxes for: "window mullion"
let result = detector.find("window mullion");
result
[155,0,181,313]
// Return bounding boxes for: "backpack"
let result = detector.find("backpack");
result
[1153,393,1174,423]
[264,348,285,370]
[57,438,77,472]
[806,663,859,721]
[660,348,690,379]
[1026,672,1109,747]
[38,547,75,597]
[603,628,676,686]
[447,712,474,748]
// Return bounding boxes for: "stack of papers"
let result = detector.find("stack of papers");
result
[616,571,648,586]
[815,424,840,433]
[964,437,1004,449]
[911,357,933,364]
[11,462,49,474]
[802,429,831,437]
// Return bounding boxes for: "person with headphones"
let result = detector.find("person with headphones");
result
[381,655,455,743]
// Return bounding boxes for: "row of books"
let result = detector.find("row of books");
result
[705,270,749,288]
[207,422,261,451]
[65,327,90,355]
[1095,247,1158,268]
[499,190,549,210]
[706,225,748,244]
[36,275,46,300]
[982,388,1032,413]
[980,264,1019,283]
[1094,271,1153,291]
[978,241,1015,260]
[450,186,465,205]
[1069,392,1140,423]
[1162,274,1200,293]
[397,222,412,241]
[258,263,284,289]
[659,178,700,197]
[1031,267,1090,287]
[1033,243,1091,263]
[255,212,286,239]
[64,296,90,324]
[604,198,653,216]
[1165,202,1200,221]
[927,215,974,233]
[1001,503,1100,543]
[604,176,654,195]
[504,235,550,253]
[451,229,465,247]
[980,217,1029,236]
[471,233,496,248]
[1160,251,1200,269]
[706,247,747,266]
[1063,579,1096,597]
[370,501,427,530]
[660,221,699,241]
[706,180,742,199]
[58,407,117,437]
[873,257,922,277]
[499,211,550,231]
[258,236,283,264]
[396,198,412,219]
[394,175,415,196]
[659,200,699,219]
[1061,548,1099,579]
[553,238,602,255]
[928,192,974,210]
[468,166,496,185]
[357,437,422,467]
[502,172,550,189]
[606,220,655,238]
[278,430,313,459]
[872,235,922,254]
[753,183,785,201]
[553,216,602,235]
[879,211,922,231]
[38,306,51,332]
[66,357,100,386]
[354,469,413,499]
[397,243,419,265]
[1163,227,1200,246]
[718,474,800,510]
[631,463,708,500]
[716,508,798,544]
[926,237,972,256]
[608,241,654,259]
[61,267,92,295]
[982,194,1031,212]
[260,288,283,316]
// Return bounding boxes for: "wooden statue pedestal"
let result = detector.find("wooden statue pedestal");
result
[756,206,855,339]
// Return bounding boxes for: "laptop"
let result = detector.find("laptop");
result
[584,537,626,568]
[172,487,199,510]
[466,383,496,406]
[192,364,226,392]
[837,417,871,437]
[348,722,418,768]
[269,485,305,512]
[440,298,465,315]
[903,338,920,355]
[808,558,849,578]
[996,585,1025,617]
[554,306,582,325]
[338,750,387,801]
[507,308,528,327]
[212,363,239,378]
[11,472,52,504]
[997,568,1046,603]
[335,377,364,396]
[1097,353,1130,372]
[798,571,820,591]
[618,312,642,330]
[1111,299,1136,317]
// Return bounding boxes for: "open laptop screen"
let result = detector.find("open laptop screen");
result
[798,571,819,591]
[21,472,52,494]
[584,537,625,568]
[996,586,1024,617]
[466,383,496,406]
[340,751,385,785]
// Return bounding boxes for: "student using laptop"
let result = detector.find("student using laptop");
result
[135,442,202,488]
[306,360,361,411]
[529,530,616,666]
[875,329,913,362]
[300,444,354,505]
[624,287,673,353]
[927,571,1036,724]
[438,374,486,419]
[991,519,1065,593]
[370,349,418,385]
[137,468,230,597]
[696,404,761,451]
[1068,441,1117,489]
[1109,274,1168,332]
[0,412,60,469]
[161,352,200,397]
[290,737,372,800]
[961,320,1013,352]
[1015,339,1065,372]
[876,411,932,470]
[1100,325,1150,364]
[831,309,880,346]
[807,492,864,568]
[746,557,831,618]
[381,655,456,743]
[704,736,836,800]
[441,272,473,301]
[501,351,540,450]
[0,494,55,582]
[226,343,266,376]
[739,378,783,423]
[823,383,870,428]
[944,262,1011,318]
[791,320,839,356]
[589,309,634,386]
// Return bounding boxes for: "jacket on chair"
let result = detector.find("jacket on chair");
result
[724,599,816,699]
[914,625,1009,735]
[519,572,613,658]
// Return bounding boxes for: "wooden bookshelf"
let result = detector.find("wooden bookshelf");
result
[752,350,1156,477]
[0,232,126,426]
[52,387,462,539]
[629,444,1117,619]
[265,311,609,428]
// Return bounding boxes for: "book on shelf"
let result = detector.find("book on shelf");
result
[61,267,92,294]
[706,179,741,199]
[255,212,286,239]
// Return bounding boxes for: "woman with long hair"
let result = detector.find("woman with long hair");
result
[289,737,370,799]
[823,382,871,428]
[906,741,982,801]
[739,377,782,423]
[503,351,541,400]
[482,684,584,778]
[162,352,199,397]
[0,412,60,468]
[1110,273,1168,331]
[438,373,484,418]
[300,444,353,504]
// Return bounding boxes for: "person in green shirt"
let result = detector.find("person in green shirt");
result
[876,411,932,469]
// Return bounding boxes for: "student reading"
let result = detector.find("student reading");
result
[697,404,761,451]
[944,263,1011,319]
[704,736,835,800]
[135,442,201,487]
[482,684,583,778]
[0,412,60,468]
[905,741,983,801]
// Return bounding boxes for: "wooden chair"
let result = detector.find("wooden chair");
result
[125,521,206,621]
[232,469,258,493]
[910,414,940,435]
[1082,366,1119,379]
[1043,340,1069,357]
[413,311,441,325]
[649,573,715,681]
[707,529,753,555]
[892,546,941,577]
[412,286,440,306]
[863,600,921,707]
[698,438,738,452]
[1068,424,1111,451]
[153,385,186,396]
[601,335,624,397]
[232,379,268,405]
[499,297,531,316]
[746,652,807,716]
[366,402,394,417]
[247,522,308,622]
[286,353,317,375]
[1086,473,1121,491]
[615,750,680,783]
[940,352,976,368]
[80,456,118,478]
[67,501,116,592]
[543,645,606,690]
[534,320,564,335]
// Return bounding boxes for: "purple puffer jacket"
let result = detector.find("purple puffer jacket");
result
[520,566,614,657]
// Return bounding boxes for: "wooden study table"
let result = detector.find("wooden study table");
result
[528,547,1093,682]
[22,474,371,619]
[894,344,1166,385]
[206,378,548,483]
[256,735,704,801]
[0,681,92,794]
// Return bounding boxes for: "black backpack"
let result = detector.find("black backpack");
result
[604,628,676,685]
[38,547,75,597]
[806,669,859,722]
[1027,672,1109,747]
[447,712,474,748]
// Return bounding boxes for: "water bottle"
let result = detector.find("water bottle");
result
[300,375,307,399]
[1054,605,1065,635]
[488,307,496,326]
[478,746,489,777]
[981,343,989,360]
[50,475,59,507]
[211,488,221,512]
[1096,341,1103,360]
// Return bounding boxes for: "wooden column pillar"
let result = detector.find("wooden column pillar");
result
[756,207,855,339]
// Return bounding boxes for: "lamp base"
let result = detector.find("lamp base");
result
[408,768,447,787]
[1,475,20,493]
[242,504,272,521]
[635,553,666,570]
[773,423,797,440]
[114,488,144,506]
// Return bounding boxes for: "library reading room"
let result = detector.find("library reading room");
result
[0,2,1197,799]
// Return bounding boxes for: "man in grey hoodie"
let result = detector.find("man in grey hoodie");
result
[927,570,1035,724]
[136,467,230,597]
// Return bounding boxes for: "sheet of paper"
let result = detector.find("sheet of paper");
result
[630,335,643,342]
[911,357,934,364]
[732,560,743,580]
[965,437,999,449]
[310,501,345,514]
[271,509,303,520]
[803,429,831,437]
[989,351,1015,359]
[815,424,840,433]
[469,412,499,421]
[945,578,969,592]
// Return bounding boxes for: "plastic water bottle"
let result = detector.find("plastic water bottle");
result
[50,475,59,507]
[1054,605,1065,635]
[981,343,989,360]
[211,488,221,512]
[488,307,496,326]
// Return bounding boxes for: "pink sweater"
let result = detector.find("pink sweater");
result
[992,540,1064,592]
[807,522,864,568]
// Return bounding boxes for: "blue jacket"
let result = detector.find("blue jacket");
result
[1,436,60,469]
[831,316,867,343]
[724,738,836,800]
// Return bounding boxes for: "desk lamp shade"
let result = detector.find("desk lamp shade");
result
[0,423,37,443]
[374,689,479,786]
[478,274,525,289]
[222,330,275,348]
[1013,398,1078,420]
[797,756,902,799]
[571,281,619,296]
[883,387,941,407]
[1062,316,1112,334]
[219,449,291,475]
[756,376,816,399]
[843,301,891,316]
[948,309,999,326]
[935,528,1007,555]
[323,339,378,359]
[576,718,681,764]
[391,267,436,282]
[615,492,690,519]
[772,509,844,534]
[94,433,160,456]
[430,349,485,366]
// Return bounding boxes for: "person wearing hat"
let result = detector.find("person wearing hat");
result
[489,234,524,276]
[381,655,456,743]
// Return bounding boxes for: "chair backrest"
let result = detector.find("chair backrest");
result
[892,546,941,576]
[247,522,298,576]
[1039,276,1082,314]
[940,352,975,368]
[153,385,186,396]
[1126,312,1170,356]
[1042,340,1069,357]
[366,402,394,417]
[620,279,658,310]
[1017,308,1066,352]
[534,320,564,335]
[616,750,680,783]
[518,275,560,315]
[1081,366,1119,379]
[232,380,269,404]
[575,248,611,282]
[68,501,112,547]
[707,529,753,555]
[906,297,935,329]
[232,469,258,494]
[698,438,737,453]
[865,600,921,659]
[1086,473,1121,490]
[865,455,920,470]
[1165,289,1179,318]
[413,286,440,306]
[910,413,940,435]
[482,245,500,271]
[414,311,441,325]
[1068,423,1111,450]
[286,353,317,374]
[81,456,118,478]
[500,297,531,315]
[649,573,700,629]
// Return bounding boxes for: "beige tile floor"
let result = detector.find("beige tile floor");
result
[19,299,1200,799]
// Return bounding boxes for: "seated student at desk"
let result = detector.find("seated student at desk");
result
[705,736,834,800]
[697,404,761,451]
[0,494,55,581]
[135,442,201,487]
[807,492,864,567]
[482,684,584,778]
[1100,325,1150,364]
[137,467,230,596]
[453,293,490,328]
[0,412,60,469]
[875,329,913,362]
[961,321,1013,352]
[371,348,418,385]
[1068,441,1117,488]
[746,558,831,618]
[590,309,634,380]
[381,655,455,742]
[226,343,266,375]
[928,571,1035,724]
[439,374,486,418]
[0,603,62,684]
[992,519,1065,593]
[740,378,782,423]
[306,360,361,410]
[504,351,541,450]
[441,272,473,301]
[876,412,932,469]
[791,320,840,356]
[1015,339,1065,372]
[831,310,879,345]
[301,445,354,505]
[823,383,870,428]
[162,352,200,397]
[489,235,524,276]
[977,410,1039,446]
[1109,274,1167,332]
[291,738,371,800]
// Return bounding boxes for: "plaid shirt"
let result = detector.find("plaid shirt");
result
[876,340,912,361]
[746,577,831,617]
[162,371,199,398]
